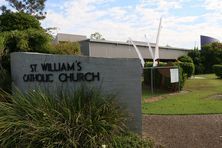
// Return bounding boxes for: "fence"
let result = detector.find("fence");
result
[143,66,180,94]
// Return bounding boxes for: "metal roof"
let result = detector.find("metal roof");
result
[85,39,191,51]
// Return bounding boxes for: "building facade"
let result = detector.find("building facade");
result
[200,35,219,49]
[55,33,190,61]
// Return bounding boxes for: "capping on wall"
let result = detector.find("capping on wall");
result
[10,52,143,134]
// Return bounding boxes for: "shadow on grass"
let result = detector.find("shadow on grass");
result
[142,83,169,100]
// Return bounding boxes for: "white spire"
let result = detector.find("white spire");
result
[128,38,145,68]
[145,35,154,59]
[154,17,163,67]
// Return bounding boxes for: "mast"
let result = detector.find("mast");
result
[153,17,162,67]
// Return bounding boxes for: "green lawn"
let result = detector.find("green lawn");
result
[142,74,222,115]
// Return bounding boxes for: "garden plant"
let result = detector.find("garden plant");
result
[0,87,153,148]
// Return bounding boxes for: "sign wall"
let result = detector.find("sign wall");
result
[11,52,142,134]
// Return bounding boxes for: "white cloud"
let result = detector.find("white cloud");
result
[203,0,222,11]
[0,0,6,5]
[141,0,183,11]
[108,7,127,20]
[42,0,222,49]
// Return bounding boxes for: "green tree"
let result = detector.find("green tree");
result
[1,29,52,71]
[90,32,105,40]
[188,47,204,74]
[0,0,47,20]
[201,42,222,73]
[0,11,51,71]
[0,12,42,32]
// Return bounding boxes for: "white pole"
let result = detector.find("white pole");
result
[154,17,162,67]
[128,38,145,68]
[145,35,154,59]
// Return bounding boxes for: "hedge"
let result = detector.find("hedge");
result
[213,64,222,78]
[178,62,195,78]
[144,61,167,67]
[178,55,195,78]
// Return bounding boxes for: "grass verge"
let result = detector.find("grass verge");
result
[142,74,222,115]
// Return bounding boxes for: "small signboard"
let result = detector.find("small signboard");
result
[170,68,179,83]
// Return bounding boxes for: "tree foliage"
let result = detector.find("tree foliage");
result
[0,68,11,92]
[178,55,193,63]
[201,42,222,73]
[0,10,51,72]
[1,29,52,71]
[2,29,51,53]
[0,36,4,55]
[0,0,47,20]
[90,32,105,40]
[51,42,81,55]
[188,48,204,74]
[0,12,42,32]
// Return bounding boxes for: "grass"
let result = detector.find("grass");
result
[142,74,222,115]
[142,83,170,99]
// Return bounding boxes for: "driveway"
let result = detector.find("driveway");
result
[143,115,222,148]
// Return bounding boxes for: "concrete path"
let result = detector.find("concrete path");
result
[143,115,222,148]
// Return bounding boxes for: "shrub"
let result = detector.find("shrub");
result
[0,36,4,55]
[0,68,11,92]
[178,55,195,78]
[144,61,167,67]
[178,55,193,63]
[178,62,195,78]
[51,42,81,55]
[194,63,204,75]
[171,62,187,90]
[112,132,154,148]
[0,87,142,147]
[213,64,222,78]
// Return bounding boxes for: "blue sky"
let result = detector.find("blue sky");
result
[1,0,222,48]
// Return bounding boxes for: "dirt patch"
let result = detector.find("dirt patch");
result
[191,76,206,79]
[206,94,222,100]
[144,90,190,103]
[144,96,165,103]
[143,115,222,148]
[168,90,190,96]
